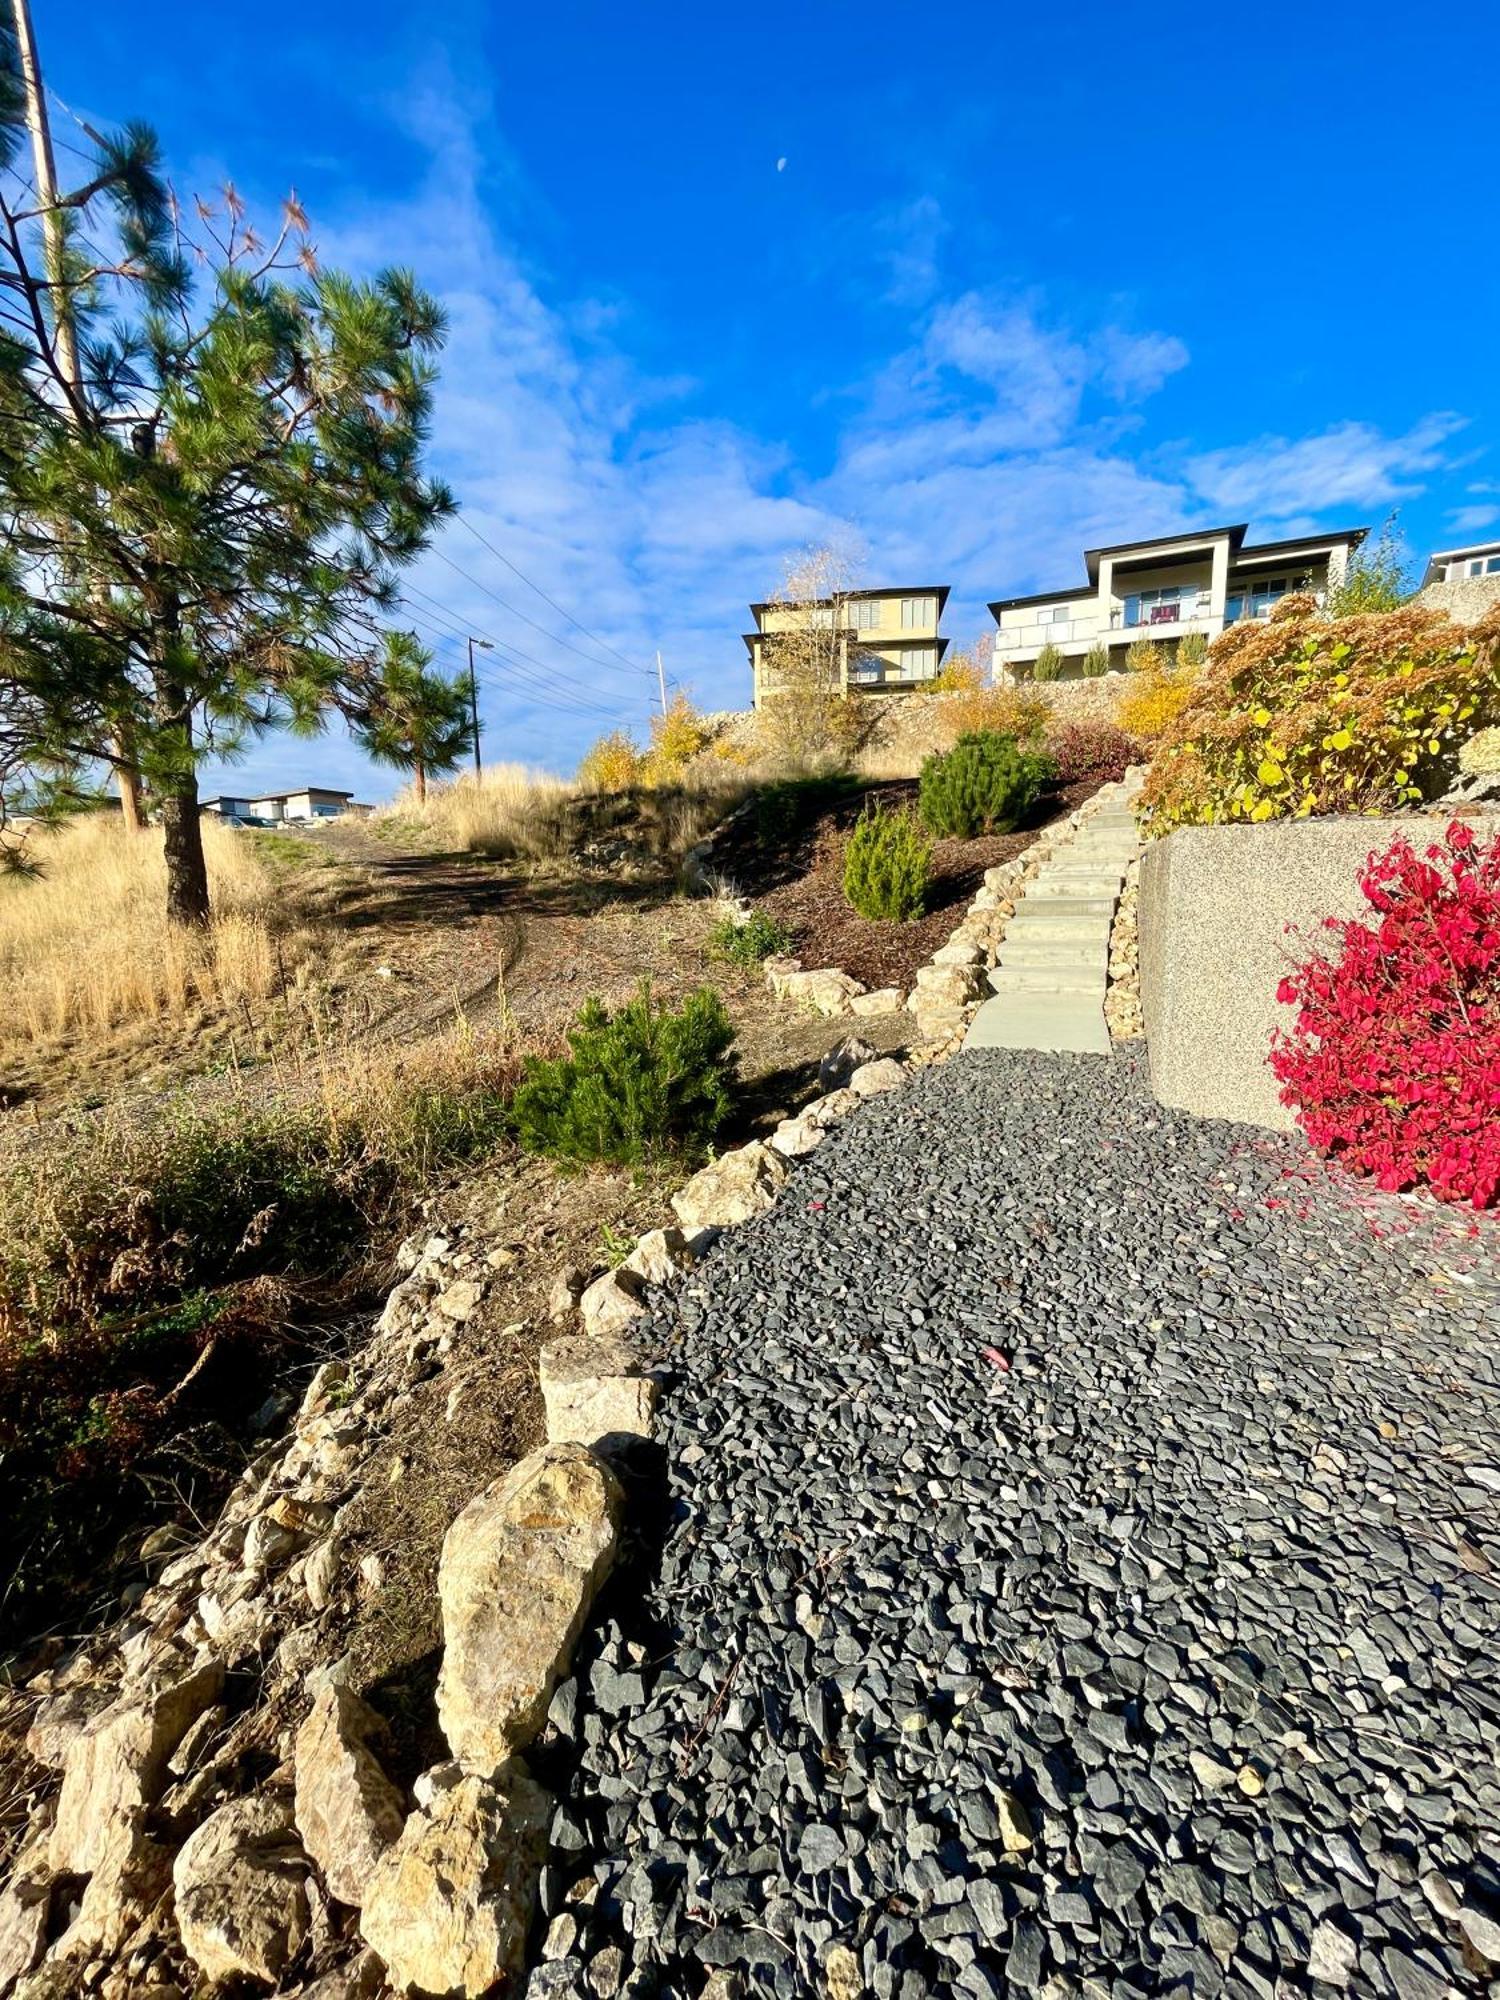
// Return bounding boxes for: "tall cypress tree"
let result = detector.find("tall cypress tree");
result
[0,28,452,922]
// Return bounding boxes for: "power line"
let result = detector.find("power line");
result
[453,513,652,680]
[396,581,640,715]
[393,602,627,722]
[427,543,653,683]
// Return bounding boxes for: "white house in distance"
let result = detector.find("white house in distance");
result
[201,786,361,826]
[1422,538,1500,585]
[989,522,1367,677]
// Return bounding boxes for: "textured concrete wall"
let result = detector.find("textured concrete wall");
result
[1138,816,1448,1129]
[1415,575,1500,623]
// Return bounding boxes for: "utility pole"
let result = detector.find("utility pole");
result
[655,649,668,717]
[467,636,492,776]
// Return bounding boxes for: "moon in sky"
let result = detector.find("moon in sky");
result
[776,157,787,172]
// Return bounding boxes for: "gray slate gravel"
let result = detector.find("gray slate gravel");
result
[531,1048,1500,2000]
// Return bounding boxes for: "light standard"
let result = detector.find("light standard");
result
[466,637,493,776]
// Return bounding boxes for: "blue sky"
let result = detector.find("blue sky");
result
[43,0,1500,797]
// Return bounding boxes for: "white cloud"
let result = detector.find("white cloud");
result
[1446,502,1500,535]
[1183,415,1465,524]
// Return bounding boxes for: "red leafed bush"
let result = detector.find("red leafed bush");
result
[1044,722,1142,789]
[1269,821,1500,1207]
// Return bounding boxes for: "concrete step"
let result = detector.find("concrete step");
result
[1000,935,1109,968]
[963,993,1112,1056]
[989,962,1108,997]
[1005,897,1118,925]
[1025,876,1124,901]
[1002,920,1114,948]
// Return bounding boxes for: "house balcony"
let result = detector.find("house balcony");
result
[1109,589,1215,632]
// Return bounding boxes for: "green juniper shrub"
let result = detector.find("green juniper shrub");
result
[1031,641,1065,682]
[708,908,794,966]
[1082,642,1110,678]
[510,982,737,1165]
[918,731,1056,839]
[842,805,932,922]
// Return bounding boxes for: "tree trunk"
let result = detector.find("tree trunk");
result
[152,646,210,927]
[161,778,210,927]
[414,758,426,804]
[114,748,145,833]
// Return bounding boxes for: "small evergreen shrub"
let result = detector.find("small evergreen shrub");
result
[842,806,932,921]
[1270,822,1500,1208]
[708,909,793,966]
[1044,722,1141,788]
[1082,642,1110,678]
[918,732,1054,838]
[1032,642,1065,682]
[1175,630,1209,669]
[510,983,736,1165]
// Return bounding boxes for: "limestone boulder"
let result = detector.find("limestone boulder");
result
[546,1264,590,1323]
[911,962,984,1008]
[848,987,903,1016]
[932,940,985,966]
[848,1058,905,1099]
[52,1661,223,1876]
[539,1336,657,1449]
[619,1226,693,1287]
[173,1792,310,1988]
[293,1685,405,1910]
[817,1036,877,1091]
[671,1142,789,1233]
[436,1443,622,1772]
[578,1268,644,1339]
[0,1868,50,1993]
[359,1764,549,2000]
[768,1090,857,1158]
[777,968,864,1016]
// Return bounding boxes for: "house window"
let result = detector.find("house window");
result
[850,598,882,630]
[1038,605,1070,626]
[1124,586,1186,628]
[901,596,935,629]
[899,645,936,679]
[1248,577,1288,618]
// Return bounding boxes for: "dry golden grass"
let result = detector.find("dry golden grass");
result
[0,815,293,1048]
[375,763,577,861]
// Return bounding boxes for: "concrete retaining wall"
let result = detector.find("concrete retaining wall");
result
[1138,816,1446,1128]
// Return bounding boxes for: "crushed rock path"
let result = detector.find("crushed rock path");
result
[532,1048,1500,2000]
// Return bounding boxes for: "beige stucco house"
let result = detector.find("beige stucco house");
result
[746,586,950,708]
[989,523,1367,678]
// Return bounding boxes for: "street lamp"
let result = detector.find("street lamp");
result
[467,637,493,775]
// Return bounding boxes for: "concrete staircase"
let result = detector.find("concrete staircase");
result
[963,780,1141,1056]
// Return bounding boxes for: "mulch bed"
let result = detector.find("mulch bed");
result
[724,778,1101,991]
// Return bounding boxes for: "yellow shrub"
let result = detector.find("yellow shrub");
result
[1141,599,1500,833]
[640,695,710,788]
[929,652,984,695]
[1118,656,1200,742]
[938,684,1049,746]
[577,730,643,792]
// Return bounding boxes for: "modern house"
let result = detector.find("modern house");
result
[202,787,360,826]
[746,586,950,707]
[1421,539,1500,586]
[989,523,1367,677]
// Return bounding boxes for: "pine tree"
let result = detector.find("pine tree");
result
[0,31,452,922]
[355,631,472,803]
